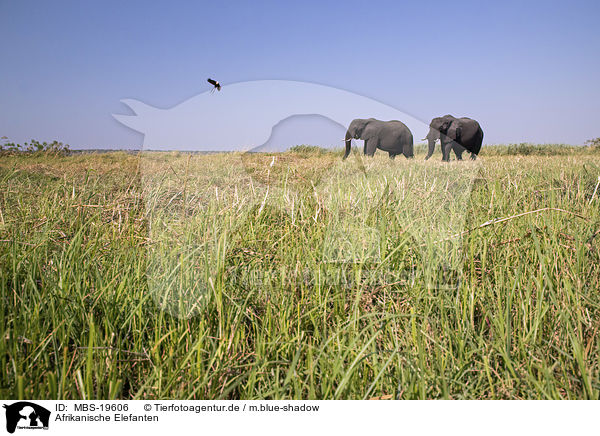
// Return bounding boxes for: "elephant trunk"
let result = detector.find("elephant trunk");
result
[424,129,438,160]
[343,129,352,160]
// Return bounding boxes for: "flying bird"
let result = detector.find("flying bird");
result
[207,78,221,92]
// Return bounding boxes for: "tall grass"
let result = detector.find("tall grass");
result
[0,147,599,399]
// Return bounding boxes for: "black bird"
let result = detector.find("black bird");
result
[207,78,221,92]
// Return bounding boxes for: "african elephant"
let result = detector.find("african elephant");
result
[343,118,414,160]
[424,115,483,161]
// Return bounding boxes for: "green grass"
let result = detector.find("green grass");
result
[1,145,599,399]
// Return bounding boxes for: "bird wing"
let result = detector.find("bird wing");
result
[207,78,217,86]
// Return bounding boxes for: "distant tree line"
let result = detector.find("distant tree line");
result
[0,138,70,156]
[586,138,600,149]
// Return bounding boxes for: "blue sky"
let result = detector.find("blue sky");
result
[1,0,599,148]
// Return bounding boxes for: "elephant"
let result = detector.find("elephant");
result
[424,115,483,161]
[343,118,414,160]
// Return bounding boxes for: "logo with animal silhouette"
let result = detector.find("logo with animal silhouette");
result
[2,402,50,434]
[114,79,483,318]
[113,79,429,152]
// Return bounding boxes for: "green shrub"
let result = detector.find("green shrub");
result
[483,143,577,156]
[585,138,600,152]
[0,139,71,156]
[288,144,329,155]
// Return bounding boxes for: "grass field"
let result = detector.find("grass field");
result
[1,144,599,399]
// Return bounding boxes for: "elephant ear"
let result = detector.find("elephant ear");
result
[454,124,462,143]
[359,119,376,138]
[440,120,451,134]
[349,118,368,137]
[444,122,459,142]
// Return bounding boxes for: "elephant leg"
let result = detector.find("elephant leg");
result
[454,147,463,160]
[442,142,453,162]
[364,139,378,157]
[470,153,477,160]
[363,140,367,155]
[388,152,396,160]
